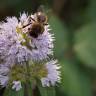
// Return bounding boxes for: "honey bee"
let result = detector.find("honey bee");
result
[22,11,48,38]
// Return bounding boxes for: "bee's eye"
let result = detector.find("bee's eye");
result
[37,13,47,23]
[38,16,46,22]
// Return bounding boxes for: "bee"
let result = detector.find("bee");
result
[22,11,48,38]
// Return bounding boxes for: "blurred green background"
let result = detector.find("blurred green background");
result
[0,0,96,96]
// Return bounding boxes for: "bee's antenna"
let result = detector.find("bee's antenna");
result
[37,5,45,12]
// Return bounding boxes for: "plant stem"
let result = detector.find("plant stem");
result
[24,61,33,96]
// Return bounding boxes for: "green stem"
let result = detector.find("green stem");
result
[24,61,33,96]
[24,82,33,96]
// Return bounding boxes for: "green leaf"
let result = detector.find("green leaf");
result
[85,0,96,22]
[59,60,92,96]
[3,88,13,96]
[74,23,96,68]
[49,14,68,59]
[3,85,24,96]
[37,83,56,96]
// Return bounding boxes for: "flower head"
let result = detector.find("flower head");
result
[0,65,9,87]
[12,81,22,91]
[0,13,54,66]
[0,12,61,91]
[41,60,61,87]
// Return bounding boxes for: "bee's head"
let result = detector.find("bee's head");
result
[36,12,47,24]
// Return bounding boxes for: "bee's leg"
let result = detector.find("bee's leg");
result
[30,17,36,22]
[22,23,32,28]
[44,23,48,25]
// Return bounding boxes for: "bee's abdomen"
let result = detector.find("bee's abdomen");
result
[29,23,44,38]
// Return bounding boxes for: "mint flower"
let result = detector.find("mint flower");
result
[12,81,22,91]
[0,65,9,87]
[41,60,61,87]
[0,12,61,91]
[0,13,54,65]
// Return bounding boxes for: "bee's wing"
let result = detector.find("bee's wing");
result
[37,5,53,21]
[46,9,53,21]
[37,5,45,12]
